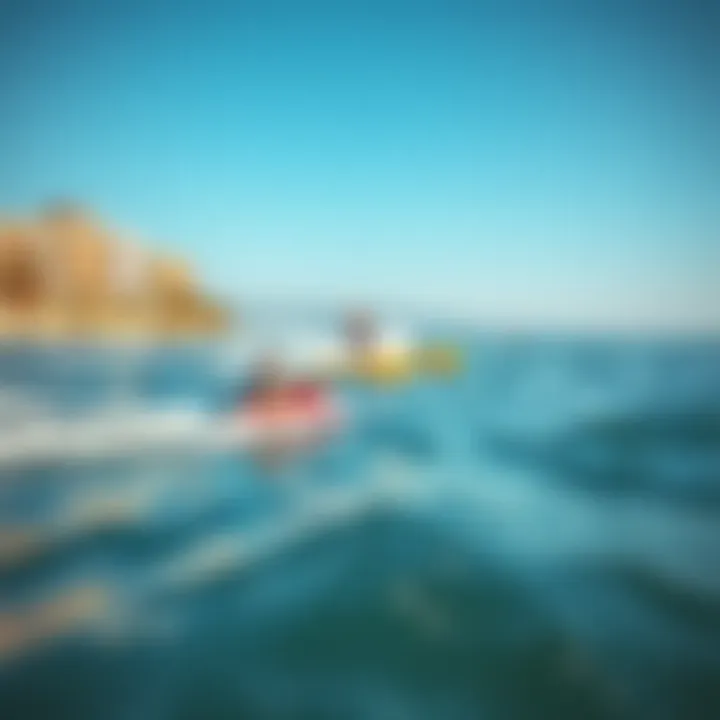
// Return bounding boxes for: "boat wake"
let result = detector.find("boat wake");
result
[0,400,346,469]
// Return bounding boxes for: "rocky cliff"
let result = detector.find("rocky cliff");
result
[0,205,230,341]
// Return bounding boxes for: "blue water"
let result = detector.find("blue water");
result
[1,334,720,720]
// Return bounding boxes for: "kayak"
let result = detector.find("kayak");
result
[235,393,345,449]
[324,344,464,384]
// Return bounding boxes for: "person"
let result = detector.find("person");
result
[341,308,413,382]
[235,353,330,424]
[234,353,339,471]
[344,309,378,358]
[235,354,286,417]
[341,309,462,380]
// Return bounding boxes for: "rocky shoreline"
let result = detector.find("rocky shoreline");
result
[0,204,231,342]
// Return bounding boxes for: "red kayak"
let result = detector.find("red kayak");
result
[235,382,344,440]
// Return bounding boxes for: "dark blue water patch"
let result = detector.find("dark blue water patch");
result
[482,433,638,496]
[0,467,76,523]
[535,563,720,720]
[574,410,720,450]
[0,635,184,720]
[483,408,720,510]
[609,561,720,645]
[546,583,716,718]
[168,526,615,720]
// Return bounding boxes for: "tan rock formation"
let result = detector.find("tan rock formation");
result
[0,222,45,336]
[0,205,230,341]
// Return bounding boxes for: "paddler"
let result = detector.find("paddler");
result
[234,355,301,469]
[341,309,412,383]
[342,308,462,380]
[344,308,378,357]
[235,353,287,418]
[236,355,324,417]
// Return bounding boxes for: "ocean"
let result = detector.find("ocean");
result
[0,331,719,720]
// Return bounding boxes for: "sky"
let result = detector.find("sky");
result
[0,0,718,331]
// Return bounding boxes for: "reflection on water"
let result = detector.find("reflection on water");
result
[0,334,719,719]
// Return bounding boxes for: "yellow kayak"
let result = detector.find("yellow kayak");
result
[329,344,464,385]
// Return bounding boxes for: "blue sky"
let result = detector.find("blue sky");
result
[1,0,718,330]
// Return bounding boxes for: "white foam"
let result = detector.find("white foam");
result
[0,402,347,468]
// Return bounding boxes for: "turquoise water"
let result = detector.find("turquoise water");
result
[1,335,719,719]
